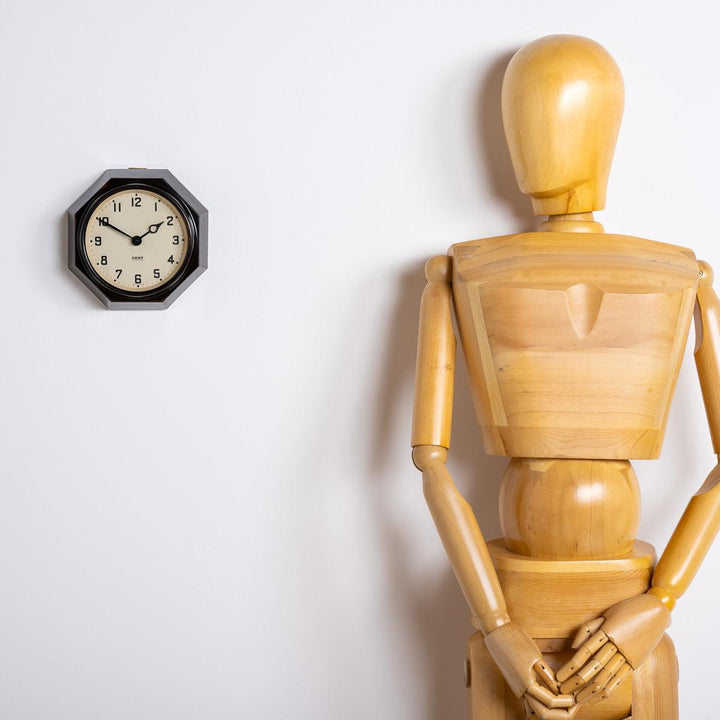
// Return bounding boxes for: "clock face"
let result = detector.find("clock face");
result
[82,188,191,293]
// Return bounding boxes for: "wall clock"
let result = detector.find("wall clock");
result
[68,168,208,309]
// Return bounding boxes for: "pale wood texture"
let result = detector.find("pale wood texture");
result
[450,231,698,459]
[411,256,455,448]
[502,35,624,216]
[599,595,670,669]
[467,631,525,720]
[488,540,654,639]
[483,623,546,697]
[499,459,641,560]
[414,445,510,634]
[630,635,678,720]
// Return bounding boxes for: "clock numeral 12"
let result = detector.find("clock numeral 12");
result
[131,196,142,208]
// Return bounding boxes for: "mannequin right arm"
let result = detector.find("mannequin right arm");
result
[411,255,509,634]
[411,257,576,716]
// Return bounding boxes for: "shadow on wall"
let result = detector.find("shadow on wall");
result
[370,50,537,720]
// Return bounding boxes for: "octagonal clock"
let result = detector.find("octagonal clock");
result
[68,169,208,309]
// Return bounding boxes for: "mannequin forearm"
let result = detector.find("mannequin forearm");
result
[651,463,720,609]
[414,446,510,633]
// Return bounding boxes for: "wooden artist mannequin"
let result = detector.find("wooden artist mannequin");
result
[411,35,720,720]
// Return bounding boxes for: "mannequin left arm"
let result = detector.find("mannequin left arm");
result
[557,261,720,704]
[650,263,720,608]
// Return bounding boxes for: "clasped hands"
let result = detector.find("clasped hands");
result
[485,594,670,719]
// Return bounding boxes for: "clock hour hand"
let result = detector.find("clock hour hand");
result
[140,221,165,239]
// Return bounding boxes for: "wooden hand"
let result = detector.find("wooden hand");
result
[484,622,578,719]
[557,594,670,704]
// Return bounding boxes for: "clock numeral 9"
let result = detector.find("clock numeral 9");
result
[131,195,142,208]
[153,269,161,279]
[94,236,102,246]
[135,274,142,285]
[100,255,108,265]
[172,235,180,245]
[96,216,109,226]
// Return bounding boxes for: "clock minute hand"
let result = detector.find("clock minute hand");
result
[140,221,165,239]
[103,221,134,240]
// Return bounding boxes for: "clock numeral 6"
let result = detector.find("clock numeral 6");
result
[135,274,142,285]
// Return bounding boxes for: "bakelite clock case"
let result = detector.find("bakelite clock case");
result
[68,169,208,310]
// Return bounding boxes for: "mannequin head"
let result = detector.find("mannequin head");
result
[501,35,624,216]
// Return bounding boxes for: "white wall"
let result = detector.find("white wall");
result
[1,1,718,717]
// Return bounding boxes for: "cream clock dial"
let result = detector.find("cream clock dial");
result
[83,189,190,292]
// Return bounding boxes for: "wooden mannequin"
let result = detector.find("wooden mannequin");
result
[412,35,720,719]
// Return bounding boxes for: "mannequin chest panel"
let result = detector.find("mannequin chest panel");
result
[450,232,698,458]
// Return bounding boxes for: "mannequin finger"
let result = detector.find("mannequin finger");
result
[533,660,559,692]
[560,643,619,692]
[526,696,580,719]
[527,684,574,709]
[571,618,605,649]
[577,654,627,702]
[588,664,632,705]
[557,631,609,682]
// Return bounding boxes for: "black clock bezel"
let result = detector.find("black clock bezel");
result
[76,182,198,300]
[68,169,208,310]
